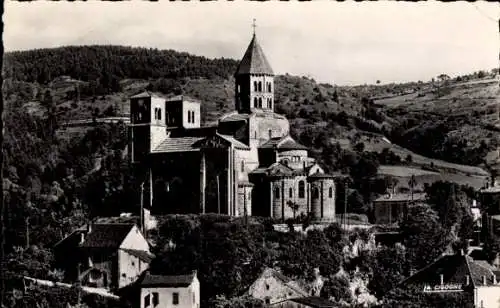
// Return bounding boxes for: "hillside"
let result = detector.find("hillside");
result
[3,45,495,190]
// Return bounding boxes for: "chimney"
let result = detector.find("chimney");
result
[482,275,487,285]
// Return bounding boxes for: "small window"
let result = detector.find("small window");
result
[265,298,270,304]
[268,129,272,139]
[193,292,195,304]
[131,261,135,266]
[258,81,262,92]
[254,131,257,139]
[266,284,270,290]
[254,81,258,92]
[298,181,305,198]
[122,273,126,278]
[329,186,333,198]
[268,83,272,92]
[152,292,159,306]
[145,294,151,307]
[254,97,258,108]
[173,292,179,305]
[289,187,293,198]
[241,161,245,172]
[274,187,280,199]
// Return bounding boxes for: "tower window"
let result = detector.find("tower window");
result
[172,292,179,305]
[267,98,271,109]
[241,161,245,172]
[258,82,262,92]
[270,98,273,109]
[274,187,280,199]
[289,187,293,198]
[254,97,258,108]
[254,81,258,92]
[329,186,333,198]
[268,82,272,92]
[258,98,262,108]
[298,181,305,198]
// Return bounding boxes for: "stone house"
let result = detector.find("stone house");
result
[398,250,500,308]
[54,223,153,291]
[247,267,309,305]
[138,271,200,308]
[373,192,427,224]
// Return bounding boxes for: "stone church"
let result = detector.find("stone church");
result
[128,30,337,223]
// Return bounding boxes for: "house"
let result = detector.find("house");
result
[373,192,427,225]
[397,250,500,308]
[54,223,154,291]
[128,27,338,223]
[247,267,309,305]
[138,271,200,308]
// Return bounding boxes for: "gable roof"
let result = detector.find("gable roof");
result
[250,162,296,178]
[219,112,251,123]
[216,134,250,150]
[81,223,135,249]
[235,34,274,76]
[260,135,308,151]
[152,137,204,153]
[139,271,196,288]
[251,268,309,297]
[399,253,500,289]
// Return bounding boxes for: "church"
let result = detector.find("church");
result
[128,28,337,223]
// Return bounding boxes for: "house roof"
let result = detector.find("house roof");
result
[81,223,134,249]
[139,271,196,288]
[399,253,500,289]
[480,186,500,194]
[235,34,274,76]
[308,171,335,179]
[165,95,200,103]
[260,136,308,151]
[152,137,204,153]
[256,268,309,296]
[250,162,296,178]
[130,91,153,99]
[289,297,338,308]
[121,249,155,263]
[374,193,427,203]
[217,134,250,150]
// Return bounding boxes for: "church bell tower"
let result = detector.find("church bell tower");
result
[234,20,275,114]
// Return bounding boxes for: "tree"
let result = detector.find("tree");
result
[400,205,450,270]
[320,275,352,303]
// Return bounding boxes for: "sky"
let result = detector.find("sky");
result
[4,1,500,85]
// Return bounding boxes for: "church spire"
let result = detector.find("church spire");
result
[234,24,274,76]
[252,18,257,36]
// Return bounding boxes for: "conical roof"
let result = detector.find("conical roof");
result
[235,34,274,76]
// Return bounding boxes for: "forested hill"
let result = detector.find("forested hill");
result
[4,45,239,85]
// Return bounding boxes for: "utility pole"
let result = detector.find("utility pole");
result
[217,175,221,214]
[25,217,30,249]
[140,181,144,236]
[344,180,348,229]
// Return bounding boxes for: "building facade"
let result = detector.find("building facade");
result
[128,31,337,222]
[139,271,200,308]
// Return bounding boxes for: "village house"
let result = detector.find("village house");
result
[128,28,339,223]
[53,223,154,291]
[397,250,500,308]
[373,192,427,225]
[137,271,200,308]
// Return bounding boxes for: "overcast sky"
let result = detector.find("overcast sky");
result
[4,1,500,85]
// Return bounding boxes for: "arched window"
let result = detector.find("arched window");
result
[158,108,161,120]
[329,186,333,198]
[241,161,245,172]
[298,181,305,198]
[254,81,258,92]
[289,188,293,198]
[258,82,262,92]
[274,187,280,199]
[268,82,272,92]
[267,98,271,109]
[254,131,257,139]
[312,187,319,199]
[254,97,258,108]
[258,98,263,108]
